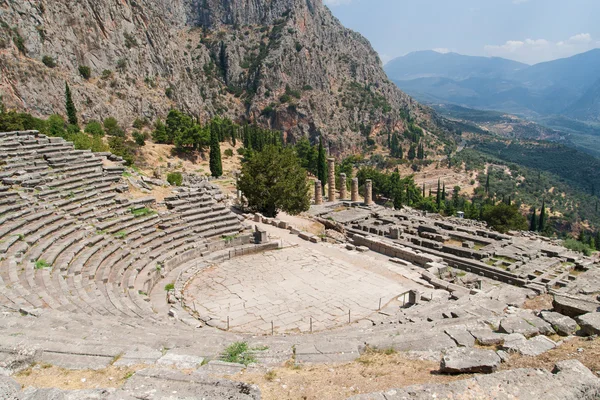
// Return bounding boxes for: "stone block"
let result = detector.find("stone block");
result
[440,347,501,374]
[157,352,204,369]
[576,312,600,336]
[553,295,599,317]
[540,311,578,336]
[499,315,540,338]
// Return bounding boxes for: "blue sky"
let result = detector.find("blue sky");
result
[324,0,600,65]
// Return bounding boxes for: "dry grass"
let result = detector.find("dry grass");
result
[15,364,144,390]
[501,337,600,373]
[521,294,554,311]
[237,351,468,400]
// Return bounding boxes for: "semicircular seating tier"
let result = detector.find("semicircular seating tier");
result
[0,130,247,319]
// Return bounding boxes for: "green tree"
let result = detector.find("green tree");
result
[481,203,528,234]
[539,199,546,232]
[390,133,401,158]
[530,208,538,232]
[104,117,124,137]
[152,119,168,143]
[84,120,104,137]
[408,143,416,160]
[47,114,67,137]
[65,82,78,126]
[209,128,223,177]
[238,146,310,217]
[317,137,327,193]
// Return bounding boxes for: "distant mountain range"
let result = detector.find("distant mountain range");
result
[385,49,600,122]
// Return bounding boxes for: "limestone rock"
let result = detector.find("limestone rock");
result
[0,376,20,400]
[576,312,600,336]
[553,295,599,317]
[440,347,501,374]
[0,0,435,153]
[157,352,205,369]
[444,328,475,348]
[470,329,507,346]
[349,360,600,400]
[503,334,556,356]
[499,315,540,338]
[540,311,578,336]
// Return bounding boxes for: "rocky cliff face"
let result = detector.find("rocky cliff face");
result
[0,0,436,153]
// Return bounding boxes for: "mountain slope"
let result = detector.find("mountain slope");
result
[387,49,600,121]
[0,0,434,153]
[385,51,528,81]
[566,78,600,122]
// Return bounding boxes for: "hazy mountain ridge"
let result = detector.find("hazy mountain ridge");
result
[0,0,437,153]
[385,49,600,122]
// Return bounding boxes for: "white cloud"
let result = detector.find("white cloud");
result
[433,48,450,54]
[484,33,600,64]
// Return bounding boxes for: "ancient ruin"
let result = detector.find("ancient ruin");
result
[1,130,599,398]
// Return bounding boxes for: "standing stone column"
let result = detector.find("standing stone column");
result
[351,178,359,202]
[365,179,373,206]
[327,158,336,202]
[339,173,347,200]
[315,180,323,205]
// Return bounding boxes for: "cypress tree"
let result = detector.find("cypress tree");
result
[65,82,78,126]
[422,183,426,198]
[530,208,537,232]
[441,183,446,201]
[436,179,441,209]
[539,200,546,232]
[317,137,327,194]
[485,173,490,194]
[209,127,223,177]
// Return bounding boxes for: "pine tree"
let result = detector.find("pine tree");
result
[65,82,78,126]
[317,136,327,194]
[209,127,223,177]
[539,200,546,232]
[530,208,537,232]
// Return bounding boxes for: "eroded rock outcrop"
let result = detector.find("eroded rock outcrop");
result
[0,0,438,153]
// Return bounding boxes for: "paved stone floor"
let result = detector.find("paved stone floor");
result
[184,247,408,334]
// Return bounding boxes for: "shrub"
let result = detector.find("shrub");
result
[34,259,51,269]
[224,148,234,157]
[132,131,147,146]
[221,342,257,366]
[78,65,91,79]
[279,94,291,103]
[13,31,26,54]
[132,118,147,130]
[42,55,56,68]
[164,283,175,291]
[167,172,183,187]
[84,120,104,137]
[563,239,593,256]
[236,147,246,156]
[116,58,127,72]
[101,69,113,80]
[123,32,138,49]
[302,85,313,91]
[104,117,124,137]
[165,87,174,99]
[108,136,135,166]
